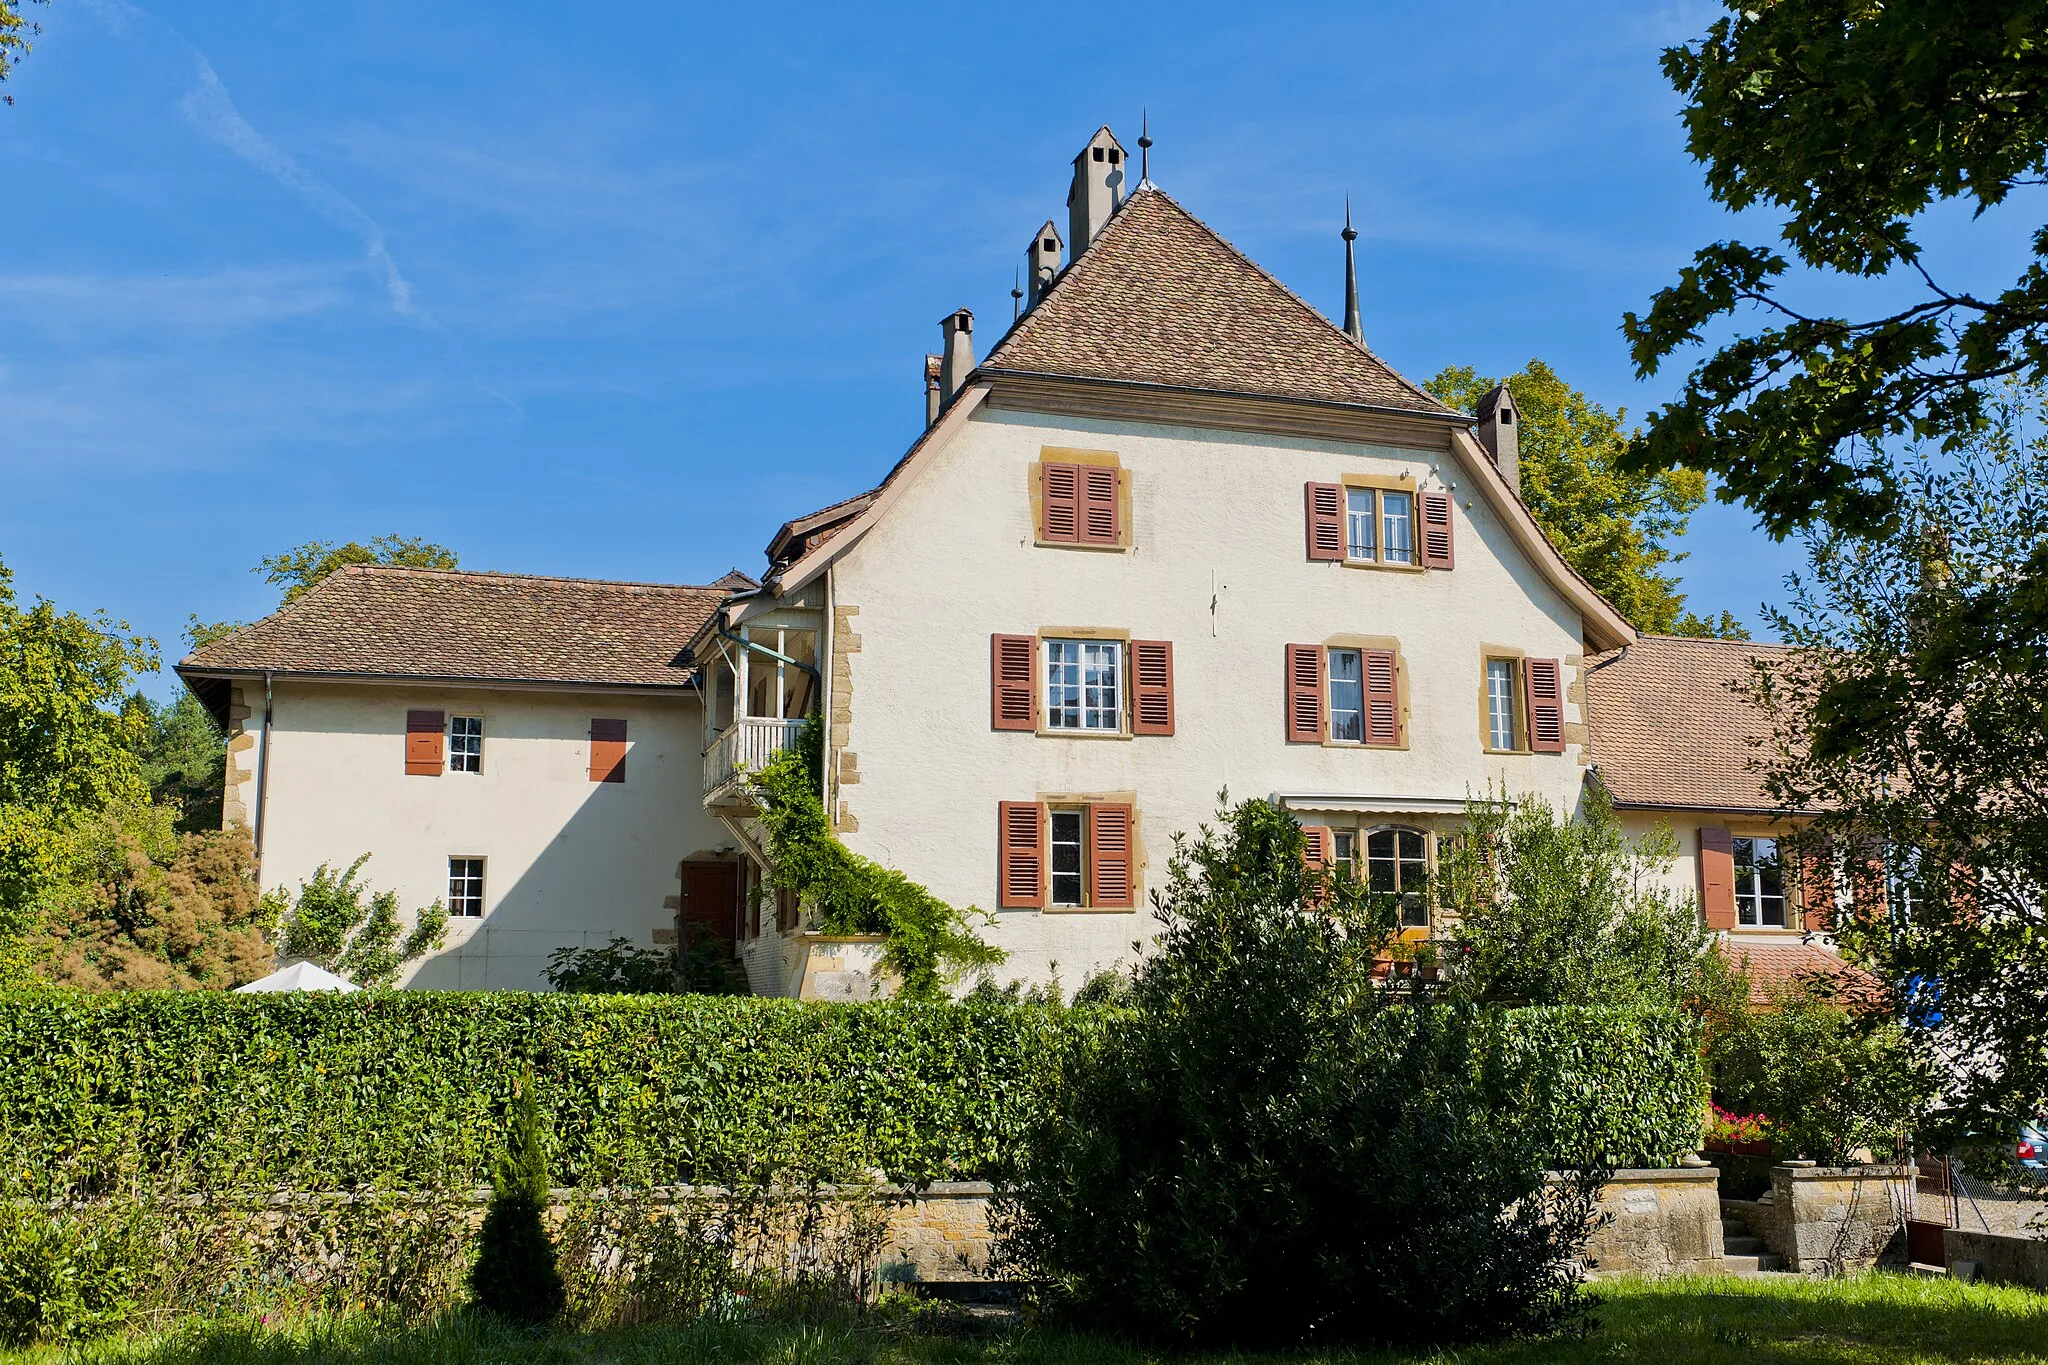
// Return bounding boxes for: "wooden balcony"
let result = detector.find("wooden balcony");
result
[703,717,806,801]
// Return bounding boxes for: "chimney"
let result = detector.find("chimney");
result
[1475,383,1521,497]
[924,354,942,428]
[1027,219,1063,307]
[1066,126,1127,261]
[938,309,974,411]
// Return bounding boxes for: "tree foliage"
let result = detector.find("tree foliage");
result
[1428,361,1743,637]
[751,718,1003,999]
[124,691,225,834]
[1750,383,2048,1134]
[470,1070,566,1327]
[0,554,158,967]
[997,795,1602,1349]
[1438,787,1718,1010]
[260,535,457,606]
[268,854,447,988]
[0,0,44,105]
[1625,0,2048,543]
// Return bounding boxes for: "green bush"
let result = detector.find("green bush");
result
[470,1071,565,1326]
[0,1198,154,1345]
[997,797,1663,1349]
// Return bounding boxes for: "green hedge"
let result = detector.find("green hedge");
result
[1489,1005,1707,1168]
[0,992,1703,1193]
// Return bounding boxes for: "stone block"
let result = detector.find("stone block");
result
[1574,1166,1725,1279]
[1770,1163,1914,1273]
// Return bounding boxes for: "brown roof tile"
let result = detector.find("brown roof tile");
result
[1720,939,1885,1007]
[1585,634,1793,812]
[178,565,727,689]
[981,187,1460,416]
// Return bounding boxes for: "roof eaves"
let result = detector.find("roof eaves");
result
[975,367,1473,426]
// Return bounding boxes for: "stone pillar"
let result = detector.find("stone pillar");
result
[1771,1162,1914,1273]
[1573,1165,1726,1278]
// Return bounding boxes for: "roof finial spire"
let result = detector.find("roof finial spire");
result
[1012,268,1024,322]
[1137,109,1153,187]
[1341,195,1363,344]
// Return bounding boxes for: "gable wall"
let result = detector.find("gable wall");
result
[826,406,1595,989]
[254,680,725,989]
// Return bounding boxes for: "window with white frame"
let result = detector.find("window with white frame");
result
[1380,490,1414,565]
[1333,830,1358,881]
[1733,837,1785,927]
[1367,827,1430,927]
[1340,486,1416,566]
[1045,638,1123,732]
[448,857,486,918]
[1328,648,1365,743]
[1345,487,1377,560]
[1485,659,1518,751]
[449,716,483,773]
[1049,808,1087,907]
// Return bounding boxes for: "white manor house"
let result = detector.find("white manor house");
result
[180,128,1848,997]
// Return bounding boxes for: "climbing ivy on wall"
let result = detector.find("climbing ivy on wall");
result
[751,717,1004,999]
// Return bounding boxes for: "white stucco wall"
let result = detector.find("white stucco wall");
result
[1615,808,1826,951]
[825,407,1598,991]
[253,680,724,989]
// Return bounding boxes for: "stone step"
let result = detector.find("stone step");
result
[1721,1218,1749,1236]
[1723,1253,1789,1275]
[1724,1235,1766,1255]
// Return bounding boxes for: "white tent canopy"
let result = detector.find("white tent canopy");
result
[233,961,360,994]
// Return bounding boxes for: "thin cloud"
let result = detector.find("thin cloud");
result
[178,59,417,316]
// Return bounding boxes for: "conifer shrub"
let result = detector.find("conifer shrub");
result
[469,1071,565,1326]
[997,796,1606,1349]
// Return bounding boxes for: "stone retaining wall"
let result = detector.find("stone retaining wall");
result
[1946,1227,2048,1291]
[1729,1163,1913,1274]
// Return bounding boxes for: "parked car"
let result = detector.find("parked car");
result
[2019,1121,2045,1169]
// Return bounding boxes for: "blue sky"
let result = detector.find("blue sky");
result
[2,1,2038,698]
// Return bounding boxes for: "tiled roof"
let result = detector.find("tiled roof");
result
[1721,940,1885,1007]
[1584,634,1793,812]
[766,490,880,567]
[178,565,728,689]
[980,187,1460,416]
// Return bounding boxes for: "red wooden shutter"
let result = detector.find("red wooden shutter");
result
[1800,839,1834,933]
[1089,803,1135,908]
[1305,482,1344,561]
[1301,825,1333,870]
[405,710,445,776]
[1285,645,1325,742]
[998,801,1046,909]
[991,633,1038,731]
[1080,466,1120,544]
[1131,640,1175,735]
[1363,649,1401,747]
[1699,827,1737,930]
[1524,658,1565,752]
[589,718,627,782]
[1041,463,1079,542]
[1420,491,1455,569]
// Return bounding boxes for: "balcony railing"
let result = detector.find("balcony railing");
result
[704,717,807,796]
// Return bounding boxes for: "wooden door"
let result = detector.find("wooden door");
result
[678,860,739,958]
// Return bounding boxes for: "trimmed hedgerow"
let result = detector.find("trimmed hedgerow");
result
[0,991,1702,1194]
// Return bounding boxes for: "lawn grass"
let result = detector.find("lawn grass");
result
[9,1273,2046,1365]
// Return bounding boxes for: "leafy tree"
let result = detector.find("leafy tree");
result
[0,554,157,969]
[1428,361,1744,637]
[259,535,457,606]
[1438,787,1717,1010]
[267,854,448,988]
[27,826,273,991]
[123,692,225,834]
[0,0,44,105]
[1624,0,2048,544]
[470,1069,565,1326]
[997,795,1598,1348]
[1750,382,2048,1136]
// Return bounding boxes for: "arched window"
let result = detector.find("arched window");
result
[1366,826,1430,928]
